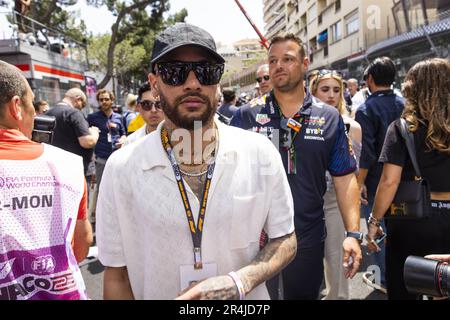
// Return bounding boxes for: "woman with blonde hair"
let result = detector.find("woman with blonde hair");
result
[309,69,362,299]
[367,58,450,299]
[123,93,138,134]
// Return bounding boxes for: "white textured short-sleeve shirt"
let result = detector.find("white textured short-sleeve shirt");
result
[96,120,294,299]
[123,125,146,147]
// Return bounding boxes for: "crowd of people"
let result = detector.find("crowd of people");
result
[0,22,449,300]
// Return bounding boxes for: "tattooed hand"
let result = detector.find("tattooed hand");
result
[175,275,239,300]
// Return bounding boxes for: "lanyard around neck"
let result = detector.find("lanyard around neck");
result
[160,126,216,269]
[268,94,305,174]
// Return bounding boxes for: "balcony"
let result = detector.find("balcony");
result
[367,13,450,56]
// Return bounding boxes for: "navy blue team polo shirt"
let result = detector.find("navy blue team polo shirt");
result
[355,90,404,197]
[88,110,125,160]
[231,91,356,248]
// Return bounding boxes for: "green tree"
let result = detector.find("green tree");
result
[24,0,88,43]
[20,0,187,90]
[89,34,146,92]
[86,1,187,90]
[85,0,170,89]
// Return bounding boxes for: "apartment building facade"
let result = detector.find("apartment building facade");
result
[264,0,288,41]
[222,0,449,93]
[284,0,449,80]
[285,0,396,77]
[220,39,267,93]
[233,38,267,66]
[365,0,450,80]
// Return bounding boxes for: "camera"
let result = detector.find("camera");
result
[32,115,56,144]
[404,255,449,297]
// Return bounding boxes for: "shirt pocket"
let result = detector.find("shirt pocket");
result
[230,195,265,249]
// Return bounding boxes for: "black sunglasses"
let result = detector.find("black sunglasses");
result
[256,75,270,83]
[139,100,162,111]
[156,61,224,86]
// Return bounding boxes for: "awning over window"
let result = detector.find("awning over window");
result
[318,30,328,43]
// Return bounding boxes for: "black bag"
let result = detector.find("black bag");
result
[385,119,431,219]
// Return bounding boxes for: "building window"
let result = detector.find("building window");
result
[308,3,317,24]
[69,81,81,89]
[317,30,328,44]
[345,10,359,36]
[335,0,341,12]
[330,20,342,42]
[40,77,61,106]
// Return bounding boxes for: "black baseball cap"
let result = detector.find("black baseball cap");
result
[150,23,225,70]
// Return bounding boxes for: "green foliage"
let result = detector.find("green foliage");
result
[88,34,145,75]
[23,0,188,90]
[88,1,188,89]
[87,34,110,71]
[26,0,87,43]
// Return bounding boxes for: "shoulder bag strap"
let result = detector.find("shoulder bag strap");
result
[398,118,422,179]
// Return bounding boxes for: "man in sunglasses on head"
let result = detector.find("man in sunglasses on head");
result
[124,82,164,146]
[231,34,362,300]
[256,64,272,96]
[96,23,296,300]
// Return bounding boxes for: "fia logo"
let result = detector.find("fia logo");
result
[31,255,56,274]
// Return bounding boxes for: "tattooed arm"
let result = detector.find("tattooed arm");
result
[176,134,296,300]
[175,231,297,300]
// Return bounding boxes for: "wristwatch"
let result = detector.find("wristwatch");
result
[344,231,363,242]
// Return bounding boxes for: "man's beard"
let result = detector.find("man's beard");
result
[160,91,216,130]
[274,75,303,93]
[100,104,111,112]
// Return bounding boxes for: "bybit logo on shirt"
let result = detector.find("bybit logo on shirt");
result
[305,127,324,136]
[304,127,325,141]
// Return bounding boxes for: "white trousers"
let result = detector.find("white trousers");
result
[322,188,350,300]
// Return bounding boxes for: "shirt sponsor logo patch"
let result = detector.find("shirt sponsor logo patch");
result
[251,126,274,140]
[255,114,271,125]
[31,255,56,274]
[304,127,325,141]
[305,116,326,126]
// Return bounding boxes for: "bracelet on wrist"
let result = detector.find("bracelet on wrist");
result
[368,214,381,227]
[228,271,246,300]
